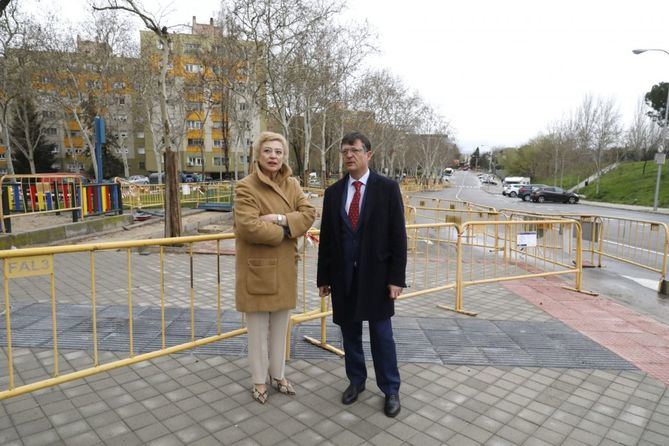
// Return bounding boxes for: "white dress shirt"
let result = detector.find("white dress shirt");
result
[345,169,370,214]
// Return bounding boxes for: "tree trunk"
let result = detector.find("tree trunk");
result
[303,101,312,186]
[120,137,129,178]
[158,35,181,237]
[20,103,36,174]
[1,111,14,175]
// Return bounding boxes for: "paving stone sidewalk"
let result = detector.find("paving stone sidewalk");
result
[2,275,669,445]
[1,198,669,444]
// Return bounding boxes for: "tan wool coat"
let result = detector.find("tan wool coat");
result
[234,163,316,313]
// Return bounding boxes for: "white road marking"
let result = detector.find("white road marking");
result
[622,275,659,290]
[602,239,664,256]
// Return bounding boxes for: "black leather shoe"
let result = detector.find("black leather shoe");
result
[342,383,365,405]
[384,394,401,417]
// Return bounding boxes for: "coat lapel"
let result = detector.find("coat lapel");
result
[359,170,377,229]
[337,175,353,232]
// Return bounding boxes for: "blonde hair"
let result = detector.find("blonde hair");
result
[253,131,289,163]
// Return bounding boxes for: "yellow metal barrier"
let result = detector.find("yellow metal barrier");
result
[589,215,668,290]
[0,218,589,400]
[406,195,497,213]
[501,209,668,292]
[287,223,462,358]
[437,219,587,315]
[0,233,241,400]
[119,181,234,211]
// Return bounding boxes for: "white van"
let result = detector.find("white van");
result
[502,176,530,197]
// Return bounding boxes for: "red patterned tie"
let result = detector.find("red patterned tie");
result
[349,181,362,229]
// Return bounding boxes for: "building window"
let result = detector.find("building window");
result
[187,138,204,147]
[214,157,228,166]
[239,102,247,111]
[212,121,222,129]
[0,153,5,159]
[86,80,102,89]
[42,110,56,119]
[137,147,145,155]
[187,102,203,111]
[112,82,126,89]
[187,120,203,130]
[116,115,128,123]
[187,156,203,166]
[184,64,202,73]
[50,146,60,154]
[184,43,201,53]
[45,127,58,136]
[213,140,222,147]
[136,132,144,139]
[117,96,126,105]
[139,161,145,170]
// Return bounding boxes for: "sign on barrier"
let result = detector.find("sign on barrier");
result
[5,255,53,278]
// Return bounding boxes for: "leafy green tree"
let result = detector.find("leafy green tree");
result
[644,82,669,126]
[469,147,480,169]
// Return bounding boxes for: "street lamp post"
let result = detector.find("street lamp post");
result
[633,48,669,211]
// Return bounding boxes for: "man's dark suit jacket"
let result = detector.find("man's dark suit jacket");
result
[317,170,407,324]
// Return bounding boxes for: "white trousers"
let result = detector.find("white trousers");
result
[246,309,290,385]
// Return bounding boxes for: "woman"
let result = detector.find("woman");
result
[234,131,316,404]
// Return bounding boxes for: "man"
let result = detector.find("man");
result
[317,131,407,417]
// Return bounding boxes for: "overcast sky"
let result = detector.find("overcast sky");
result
[42,0,669,153]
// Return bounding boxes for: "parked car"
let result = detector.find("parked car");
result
[503,183,523,197]
[181,173,198,183]
[518,184,547,201]
[530,186,579,203]
[127,175,149,185]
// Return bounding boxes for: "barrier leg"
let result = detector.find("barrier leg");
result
[438,229,477,316]
[563,222,598,296]
[303,296,345,357]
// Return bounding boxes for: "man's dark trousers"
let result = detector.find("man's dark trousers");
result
[339,281,400,396]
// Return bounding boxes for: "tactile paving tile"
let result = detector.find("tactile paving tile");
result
[2,303,638,370]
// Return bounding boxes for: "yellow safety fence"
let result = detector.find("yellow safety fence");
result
[0,219,586,400]
[405,195,497,213]
[501,208,669,292]
[119,181,234,211]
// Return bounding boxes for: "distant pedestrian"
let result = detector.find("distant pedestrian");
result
[234,131,316,404]
[585,179,589,187]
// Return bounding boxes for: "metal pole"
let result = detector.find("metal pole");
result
[654,155,663,211]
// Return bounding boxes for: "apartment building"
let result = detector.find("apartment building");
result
[140,17,264,179]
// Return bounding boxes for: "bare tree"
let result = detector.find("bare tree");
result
[6,17,52,174]
[93,0,182,237]
[626,98,663,161]
[0,0,21,174]
[222,0,343,172]
[572,95,621,194]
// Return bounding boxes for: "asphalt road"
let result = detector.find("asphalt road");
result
[429,170,669,325]
[445,170,669,225]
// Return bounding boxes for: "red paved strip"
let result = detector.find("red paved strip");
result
[504,277,669,385]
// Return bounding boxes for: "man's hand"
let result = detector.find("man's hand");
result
[388,284,402,300]
[319,286,331,297]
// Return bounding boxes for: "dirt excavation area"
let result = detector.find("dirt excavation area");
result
[72,209,235,245]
